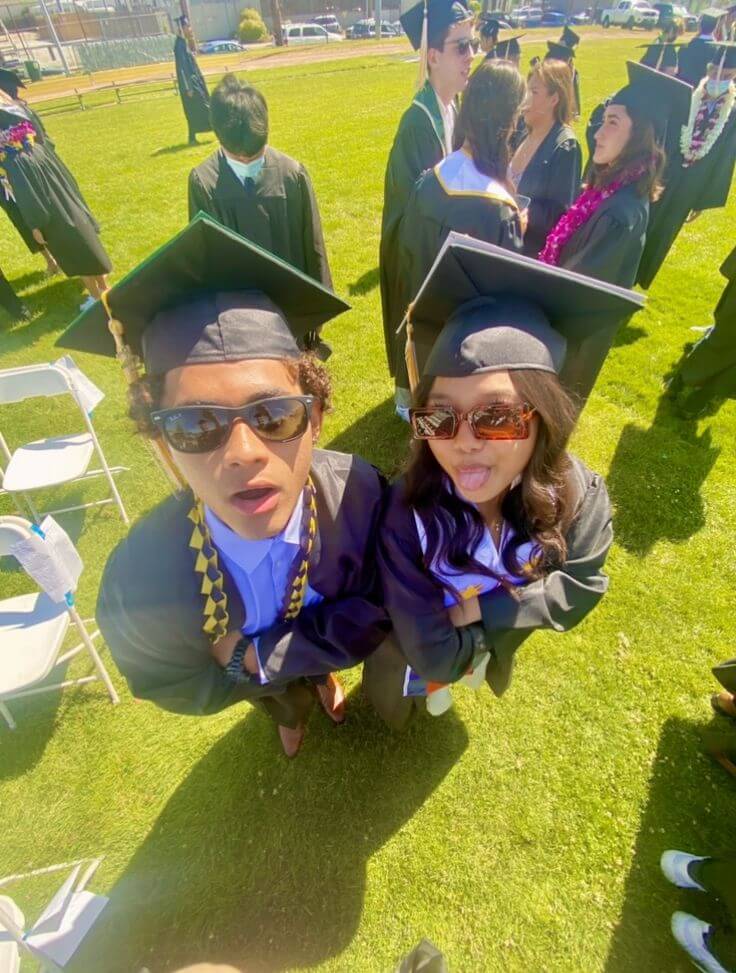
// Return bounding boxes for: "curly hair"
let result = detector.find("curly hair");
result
[128,354,332,440]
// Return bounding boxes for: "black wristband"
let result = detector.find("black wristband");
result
[224,635,249,684]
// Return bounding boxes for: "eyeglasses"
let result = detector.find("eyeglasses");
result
[151,396,315,454]
[410,403,535,441]
[449,37,479,56]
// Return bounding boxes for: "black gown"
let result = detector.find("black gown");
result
[640,42,679,73]
[0,267,24,318]
[393,150,523,384]
[677,35,715,87]
[515,121,582,258]
[0,110,111,276]
[188,146,332,289]
[678,244,736,399]
[557,182,649,288]
[0,100,50,255]
[364,456,612,728]
[637,104,736,289]
[96,448,391,727]
[174,35,211,138]
[380,83,451,376]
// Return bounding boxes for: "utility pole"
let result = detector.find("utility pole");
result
[375,0,381,39]
[38,0,70,75]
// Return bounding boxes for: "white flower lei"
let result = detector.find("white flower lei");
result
[680,78,736,165]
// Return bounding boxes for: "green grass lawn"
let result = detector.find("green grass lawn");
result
[1,37,735,973]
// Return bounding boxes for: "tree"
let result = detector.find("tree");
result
[238,6,269,41]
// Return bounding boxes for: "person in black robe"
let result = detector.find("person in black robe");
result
[188,75,332,293]
[478,15,501,58]
[667,243,736,416]
[363,234,643,729]
[174,15,211,146]
[552,28,581,117]
[542,62,691,289]
[677,9,724,86]
[56,213,391,758]
[509,57,582,257]
[380,0,475,399]
[639,21,681,76]
[494,34,522,67]
[391,59,525,402]
[637,43,736,289]
[0,106,111,301]
[0,266,30,322]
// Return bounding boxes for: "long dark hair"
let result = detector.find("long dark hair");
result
[404,369,579,596]
[588,104,665,201]
[454,59,525,186]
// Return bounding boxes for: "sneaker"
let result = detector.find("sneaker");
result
[661,850,709,891]
[671,912,733,973]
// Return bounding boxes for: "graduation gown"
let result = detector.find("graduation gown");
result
[572,67,582,117]
[380,82,452,375]
[188,147,332,289]
[637,102,736,289]
[174,34,211,135]
[96,449,391,726]
[1,130,111,277]
[515,121,582,258]
[366,456,612,726]
[0,101,51,255]
[393,150,523,384]
[679,243,736,398]
[0,267,24,318]
[557,182,649,288]
[677,35,715,87]
[640,42,679,73]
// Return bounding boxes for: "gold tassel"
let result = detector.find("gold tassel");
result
[404,311,420,393]
[416,0,429,90]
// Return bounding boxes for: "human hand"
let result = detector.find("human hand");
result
[448,596,481,627]
[685,210,702,223]
[211,629,242,667]
[518,207,529,236]
[31,228,46,245]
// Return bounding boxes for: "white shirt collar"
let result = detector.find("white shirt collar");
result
[205,491,304,573]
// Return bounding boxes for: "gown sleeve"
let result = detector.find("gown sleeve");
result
[187,167,210,221]
[5,151,51,232]
[561,208,644,286]
[298,164,333,289]
[527,139,582,251]
[385,115,442,220]
[691,123,736,213]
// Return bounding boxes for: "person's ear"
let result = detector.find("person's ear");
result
[310,400,324,443]
[427,47,440,72]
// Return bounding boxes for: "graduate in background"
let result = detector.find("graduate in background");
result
[478,15,501,58]
[364,235,642,729]
[639,21,681,76]
[677,8,725,86]
[392,60,525,404]
[0,266,30,322]
[0,103,111,303]
[56,214,391,758]
[637,42,736,289]
[542,62,690,289]
[380,0,475,410]
[554,26,581,116]
[494,34,523,67]
[188,75,332,295]
[667,243,736,417]
[174,15,211,146]
[509,58,582,258]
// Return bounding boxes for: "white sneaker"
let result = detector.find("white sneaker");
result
[671,912,732,973]
[661,850,708,891]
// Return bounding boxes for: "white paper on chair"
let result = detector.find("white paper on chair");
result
[10,517,83,603]
[53,355,105,415]
[25,891,108,966]
[29,864,80,936]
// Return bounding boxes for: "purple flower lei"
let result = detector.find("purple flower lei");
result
[538,160,650,267]
[0,120,36,160]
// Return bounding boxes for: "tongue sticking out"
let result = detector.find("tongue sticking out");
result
[457,467,490,493]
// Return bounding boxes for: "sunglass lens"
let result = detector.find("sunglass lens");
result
[410,409,457,439]
[472,407,529,440]
[247,398,309,443]
[163,408,228,453]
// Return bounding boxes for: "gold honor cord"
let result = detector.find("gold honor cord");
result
[100,290,186,494]
[404,304,421,393]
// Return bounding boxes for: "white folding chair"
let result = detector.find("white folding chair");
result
[0,858,107,972]
[0,515,119,731]
[0,361,128,525]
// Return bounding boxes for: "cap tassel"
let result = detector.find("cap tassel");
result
[416,0,429,90]
[101,292,186,495]
[404,309,420,393]
[717,47,727,84]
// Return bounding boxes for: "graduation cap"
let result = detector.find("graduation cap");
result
[546,40,575,61]
[610,60,692,140]
[401,233,644,401]
[0,68,25,98]
[495,34,524,59]
[708,40,736,75]
[400,0,471,51]
[560,25,580,48]
[57,212,349,374]
[637,41,683,72]
[479,16,502,37]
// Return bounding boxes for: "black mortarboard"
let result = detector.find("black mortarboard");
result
[480,16,501,37]
[637,41,682,71]
[560,25,580,48]
[709,41,736,70]
[56,212,349,376]
[400,0,471,50]
[0,68,25,98]
[546,40,575,61]
[713,659,736,695]
[403,233,644,400]
[495,34,523,59]
[610,60,692,140]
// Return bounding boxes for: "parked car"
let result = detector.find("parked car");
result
[282,22,344,44]
[570,9,593,23]
[199,39,246,54]
[601,0,659,28]
[346,18,397,38]
[651,1,684,27]
[540,10,567,25]
[312,14,343,35]
[514,6,543,27]
[674,5,698,29]
[391,19,404,33]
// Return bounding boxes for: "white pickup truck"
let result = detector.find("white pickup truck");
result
[601,0,659,28]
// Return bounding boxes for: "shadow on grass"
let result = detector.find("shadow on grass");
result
[151,140,215,156]
[604,717,736,972]
[326,396,410,477]
[612,323,648,348]
[0,278,85,355]
[71,694,468,973]
[606,383,720,557]
[348,266,380,297]
[9,269,47,293]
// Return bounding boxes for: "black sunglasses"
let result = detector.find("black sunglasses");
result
[151,395,315,454]
[410,403,535,441]
[450,37,479,55]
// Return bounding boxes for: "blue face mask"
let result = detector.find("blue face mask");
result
[705,78,732,98]
[225,152,265,184]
